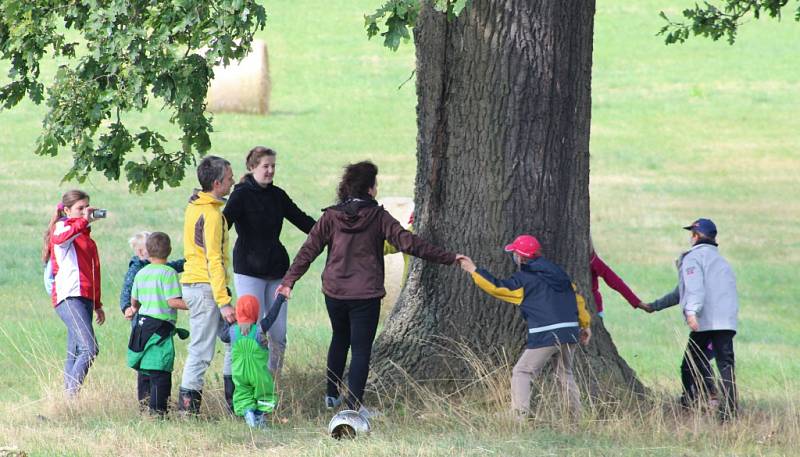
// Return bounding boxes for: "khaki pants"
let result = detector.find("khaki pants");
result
[511,344,581,418]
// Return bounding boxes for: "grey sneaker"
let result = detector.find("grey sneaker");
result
[357,405,382,420]
[325,395,342,410]
[244,409,259,428]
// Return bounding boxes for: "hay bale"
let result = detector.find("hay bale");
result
[379,197,414,314]
[206,39,271,115]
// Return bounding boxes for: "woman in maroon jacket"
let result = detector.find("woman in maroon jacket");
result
[277,161,462,416]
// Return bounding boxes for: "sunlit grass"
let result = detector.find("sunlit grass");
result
[1,0,799,454]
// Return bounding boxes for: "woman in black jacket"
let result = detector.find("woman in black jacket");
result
[223,146,316,389]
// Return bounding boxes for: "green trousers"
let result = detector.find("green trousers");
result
[231,325,277,415]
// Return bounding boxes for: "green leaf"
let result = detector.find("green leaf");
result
[0,0,267,192]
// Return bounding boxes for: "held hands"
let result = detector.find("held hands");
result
[276,284,292,299]
[685,314,699,332]
[124,306,136,320]
[638,302,654,313]
[455,254,476,273]
[219,304,236,323]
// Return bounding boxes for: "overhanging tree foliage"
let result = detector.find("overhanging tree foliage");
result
[0,0,265,192]
[658,0,800,44]
[2,0,790,192]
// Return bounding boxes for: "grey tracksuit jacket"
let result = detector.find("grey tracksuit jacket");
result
[651,242,739,332]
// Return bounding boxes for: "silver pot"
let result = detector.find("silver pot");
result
[328,409,371,439]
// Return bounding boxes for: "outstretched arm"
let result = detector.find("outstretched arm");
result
[281,214,331,294]
[592,254,641,308]
[381,212,456,265]
[642,286,680,313]
[464,259,524,305]
[282,190,316,234]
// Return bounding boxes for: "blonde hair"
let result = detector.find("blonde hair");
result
[128,231,151,251]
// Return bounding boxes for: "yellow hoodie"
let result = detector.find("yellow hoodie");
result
[181,191,232,307]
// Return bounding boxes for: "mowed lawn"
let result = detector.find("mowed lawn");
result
[0,0,798,455]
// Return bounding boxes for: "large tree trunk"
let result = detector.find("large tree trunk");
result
[372,0,643,397]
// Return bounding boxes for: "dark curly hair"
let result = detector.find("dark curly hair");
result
[336,161,378,204]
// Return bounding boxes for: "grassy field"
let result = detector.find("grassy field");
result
[1,0,799,455]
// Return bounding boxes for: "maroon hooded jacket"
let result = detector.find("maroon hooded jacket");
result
[282,199,456,300]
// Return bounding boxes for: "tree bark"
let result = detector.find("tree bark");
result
[372,0,643,397]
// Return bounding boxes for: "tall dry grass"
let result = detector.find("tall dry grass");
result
[1,330,797,456]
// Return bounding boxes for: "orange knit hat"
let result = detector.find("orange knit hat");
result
[236,294,260,326]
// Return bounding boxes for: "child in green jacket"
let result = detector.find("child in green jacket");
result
[230,294,277,428]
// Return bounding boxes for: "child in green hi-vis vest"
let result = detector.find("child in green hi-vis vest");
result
[230,294,276,428]
[126,232,189,415]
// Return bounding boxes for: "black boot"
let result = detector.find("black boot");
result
[177,388,202,416]
[224,375,235,415]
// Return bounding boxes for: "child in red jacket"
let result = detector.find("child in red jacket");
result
[590,238,642,317]
[44,190,106,396]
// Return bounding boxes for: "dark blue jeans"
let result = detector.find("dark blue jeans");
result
[137,370,172,415]
[682,330,737,419]
[55,297,99,396]
[324,296,381,409]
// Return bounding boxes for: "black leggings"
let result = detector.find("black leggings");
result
[324,295,381,409]
[137,370,172,415]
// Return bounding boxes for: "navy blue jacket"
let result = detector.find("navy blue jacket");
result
[472,257,589,349]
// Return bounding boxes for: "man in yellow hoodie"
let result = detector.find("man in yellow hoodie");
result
[177,155,235,415]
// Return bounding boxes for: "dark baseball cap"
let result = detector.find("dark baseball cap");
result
[684,218,717,237]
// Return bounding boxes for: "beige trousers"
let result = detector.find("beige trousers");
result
[511,344,581,417]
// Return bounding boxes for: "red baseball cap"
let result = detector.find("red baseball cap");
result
[504,235,541,258]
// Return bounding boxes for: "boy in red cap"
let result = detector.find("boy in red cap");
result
[458,235,591,419]
[228,294,277,427]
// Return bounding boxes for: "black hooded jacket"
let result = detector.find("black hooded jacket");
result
[223,175,316,279]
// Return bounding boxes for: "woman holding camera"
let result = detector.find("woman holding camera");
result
[43,189,106,397]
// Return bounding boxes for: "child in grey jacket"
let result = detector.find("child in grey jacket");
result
[642,218,738,421]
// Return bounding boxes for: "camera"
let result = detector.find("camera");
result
[91,209,107,219]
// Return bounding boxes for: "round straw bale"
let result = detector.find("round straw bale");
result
[207,39,271,115]
[379,196,415,315]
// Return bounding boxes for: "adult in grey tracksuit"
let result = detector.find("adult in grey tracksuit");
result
[644,218,739,420]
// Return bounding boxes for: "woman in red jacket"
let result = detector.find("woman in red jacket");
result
[43,190,106,396]
[590,239,642,317]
